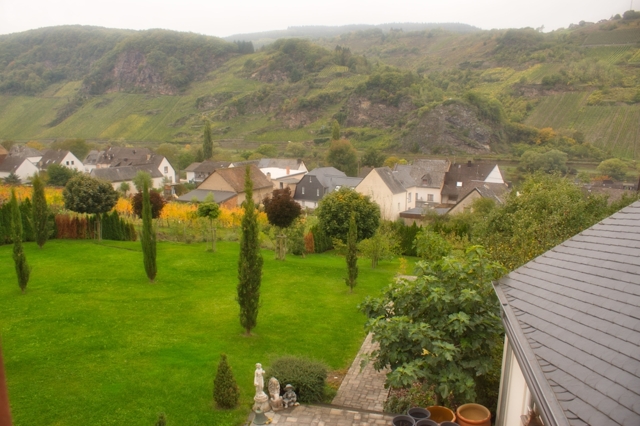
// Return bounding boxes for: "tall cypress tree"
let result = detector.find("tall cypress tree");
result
[236,166,263,335]
[32,173,49,248]
[203,121,213,160]
[141,181,157,283]
[345,211,358,293]
[10,189,30,294]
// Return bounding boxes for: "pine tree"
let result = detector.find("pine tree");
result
[32,174,49,248]
[203,121,213,160]
[345,211,358,293]
[141,181,157,282]
[237,166,263,334]
[213,353,240,409]
[331,120,340,141]
[10,189,30,294]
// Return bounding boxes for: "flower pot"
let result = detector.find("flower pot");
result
[440,422,459,426]
[415,419,439,426]
[456,403,491,426]
[392,414,416,426]
[426,406,456,423]
[407,407,431,421]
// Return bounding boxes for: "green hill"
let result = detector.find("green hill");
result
[1,14,639,161]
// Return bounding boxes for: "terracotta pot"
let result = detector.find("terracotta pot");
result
[426,406,456,423]
[407,407,431,421]
[392,414,415,426]
[440,422,459,426]
[415,419,439,426]
[456,403,491,426]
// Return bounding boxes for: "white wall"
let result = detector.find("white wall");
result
[496,337,532,426]
[406,186,442,208]
[0,160,39,182]
[485,165,505,183]
[356,170,406,220]
[157,157,176,183]
[61,152,84,172]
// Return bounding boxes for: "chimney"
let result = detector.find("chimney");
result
[266,172,271,181]
[286,166,290,175]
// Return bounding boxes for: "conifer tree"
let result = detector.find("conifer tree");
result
[32,173,49,248]
[203,120,213,160]
[345,211,358,293]
[237,166,263,334]
[10,189,30,293]
[213,353,240,409]
[141,181,157,282]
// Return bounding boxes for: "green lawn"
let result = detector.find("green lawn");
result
[0,240,400,425]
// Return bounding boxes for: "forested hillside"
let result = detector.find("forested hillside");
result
[1,12,639,163]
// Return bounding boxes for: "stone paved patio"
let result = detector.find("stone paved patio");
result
[248,333,394,425]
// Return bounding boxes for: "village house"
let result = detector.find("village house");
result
[493,201,640,426]
[90,164,164,194]
[37,150,84,173]
[356,167,407,220]
[83,147,176,183]
[185,160,231,184]
[441,161,507,205]
[294,167,362,209]
[0,156,39,182]
[195,164,272,207]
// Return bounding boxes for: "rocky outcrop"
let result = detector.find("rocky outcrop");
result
[109,51,176,94]
[343,96,416,128]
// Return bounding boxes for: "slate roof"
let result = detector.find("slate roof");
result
[0,156,31,173]
[494,201,640,426]
[394,159,450,189]
[442,162,502,197]
[37,150,74,169]
[201,164,272,193]
[256,158,305,170]
[9,145,42,158]
[184,162,202,172]
[176,189,236,204]
[90,164,163,182]
[194,160,231,173]
[373,167,406,194]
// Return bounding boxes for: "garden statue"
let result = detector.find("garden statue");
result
[268,377,283,411]
[282,384,299,408]
[252,363,270,412]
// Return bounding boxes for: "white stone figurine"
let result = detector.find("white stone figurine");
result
[254,363,266,397]
[268,377,284,411]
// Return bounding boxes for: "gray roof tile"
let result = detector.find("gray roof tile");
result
[495,200,640,426]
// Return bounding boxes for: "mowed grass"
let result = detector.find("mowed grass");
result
[0,240,399,425]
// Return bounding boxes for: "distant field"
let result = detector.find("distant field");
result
[526,92,640,158]
[0,239,400,425]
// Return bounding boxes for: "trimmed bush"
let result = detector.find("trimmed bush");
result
[213,354,240,409]
[266,356,327,403]
[310,224,332,253]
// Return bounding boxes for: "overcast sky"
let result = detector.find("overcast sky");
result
[0,0,635,37]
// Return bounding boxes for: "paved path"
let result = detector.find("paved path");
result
[249,333,393,425]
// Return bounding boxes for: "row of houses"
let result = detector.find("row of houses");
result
[178,157,509,219]
[0,145,176,194]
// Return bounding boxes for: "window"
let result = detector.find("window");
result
[428,194,434,202]
[408,193,412,203]
[279,182,283,189]
[71,161,74,165]
[317,189,320,196]
[302,187,305,195]
[65,161,69,165]
[164,166,169,173]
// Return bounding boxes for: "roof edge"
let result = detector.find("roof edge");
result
[493,281,569,426]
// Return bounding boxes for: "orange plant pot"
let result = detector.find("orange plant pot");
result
[426,406,456,423]
[456,403,491,426]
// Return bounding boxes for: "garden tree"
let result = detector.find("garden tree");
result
[414,229,452,262]
[119,182,130,196]
[47,164,76,186]
[360,246,505,405]
[237,167,263,335]
[360,148,385,168]
[195,148,204,163]
[3,173,20,185]
[256,143,277,158]
[197,201,221,252]
[519,149,568,174]
[345,212,358,292]
[32,173,49,248]
[19,198,33,242]
[133,171,152,192]
[155,143,179,167]
[326,139,358,176]
[358,223,400,268]
[262,188,302,260]
[331,120,340,141]
[597,158,627,181]
[63,174,119,241]
[203,121,213,160]
[141,181,157,283]
[132,190,166,218]
[284,141,306,158]
[10,189,30,293]
[213,353,240,409]
[383,157,407,168]
[316,187,380,243]
[475,173,615,271]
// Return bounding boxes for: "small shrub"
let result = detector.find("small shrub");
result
[266,356,327,403]
[213,354,240,409]
[384,382,437,414]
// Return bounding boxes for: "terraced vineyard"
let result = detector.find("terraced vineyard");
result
[583,28,640,46]
[526,92,640,158]
[583,45,636,64]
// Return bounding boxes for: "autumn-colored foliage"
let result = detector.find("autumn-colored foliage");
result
[304,232,315,254]
[0,185,64,209]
